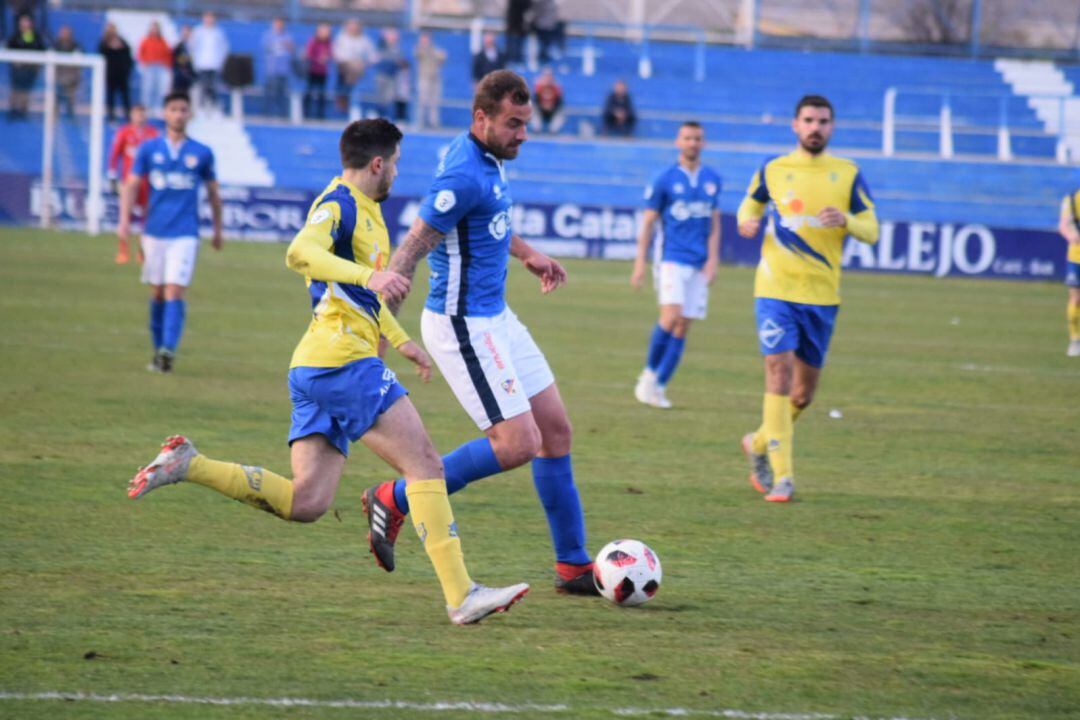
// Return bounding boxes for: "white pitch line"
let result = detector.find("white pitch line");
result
[0,691,942,720]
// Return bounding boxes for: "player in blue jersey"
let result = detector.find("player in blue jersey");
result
[117,91,223,374]
[631,121,722,409]
[361,70,599,595]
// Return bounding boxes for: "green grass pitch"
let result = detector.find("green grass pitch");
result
[1,228,1078,719]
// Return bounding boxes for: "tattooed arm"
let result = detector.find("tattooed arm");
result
[386,216,446,313]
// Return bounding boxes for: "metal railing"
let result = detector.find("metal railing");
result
[882,86,1073,162]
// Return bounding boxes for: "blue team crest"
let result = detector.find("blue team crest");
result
[705,182,718,196]
[673,182,685,194]
[184,154,199,169]
[152,152,165,163]
[501,378,517,395]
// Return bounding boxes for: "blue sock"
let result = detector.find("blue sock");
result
[393,437,502,514]
[532,454,590,565]
[646,323,672,372]
[656,335,686,386]
[161,299,187,353]
[149,299,165,349]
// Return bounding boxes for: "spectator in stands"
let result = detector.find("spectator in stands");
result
[261,17,294,118]
[532,66,563,133]
[394,56,411,123]
[332,19,374,115]
[505,0,529,66]
[98,22,133,123]
[189,11,229,112]
[531,0,565,64]
[471,31,504,84]
[53,24,81,118]
[303,23,332,120]
[137,21,172,116]
[414,31,446,129]
[602,79,636,137]
[6,13,45,120]
[373,27,403,119]
[171,26,196,94]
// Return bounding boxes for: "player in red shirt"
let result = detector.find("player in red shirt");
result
[108,104,159,263]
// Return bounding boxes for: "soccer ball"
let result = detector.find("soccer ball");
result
[593,539,662,606]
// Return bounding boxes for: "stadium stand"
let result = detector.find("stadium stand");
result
[2,8,1077,233]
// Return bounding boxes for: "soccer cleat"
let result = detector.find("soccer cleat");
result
[159,350,174,373]
[742,433,774,494]
[633,369,657,405]
[146,351,163,373]
[447,582,530,625]
[1068,340,1080,357]
[128,435,198,499]
[764,477,795,503]
[361,481,406,572]
[652,386,673,409]
[555,563,601,596]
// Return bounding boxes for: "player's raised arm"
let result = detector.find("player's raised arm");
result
[511,233,566,294]
[286,201,410,303]
[631,209,660,290]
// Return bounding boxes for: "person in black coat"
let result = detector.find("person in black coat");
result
[471,31,505,84]
[6,13,46,119]
[171,26,197,94]
[504,0,529,65]
[602,79,637,137]
[98,22,133,121]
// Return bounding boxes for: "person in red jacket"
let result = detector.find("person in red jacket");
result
[108,103,159,263]
[137,22,173,114]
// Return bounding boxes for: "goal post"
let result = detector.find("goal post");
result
[0,48,106,235]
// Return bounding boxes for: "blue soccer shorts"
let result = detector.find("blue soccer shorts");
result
[754,298,840,369]
[287,357,408,457]
[1066,261,1080,288]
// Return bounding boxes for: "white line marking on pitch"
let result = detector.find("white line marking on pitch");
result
[0,691,940,720]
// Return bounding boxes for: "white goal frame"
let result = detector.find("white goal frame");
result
[0,48,106,234]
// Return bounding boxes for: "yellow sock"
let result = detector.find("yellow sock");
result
[752,401,803,454]
[186,455,293,519]
[1068,304,1080,341]
[406,479,472,607]
[762,392,794,480]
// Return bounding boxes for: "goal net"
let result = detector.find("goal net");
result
[0,48,106,234]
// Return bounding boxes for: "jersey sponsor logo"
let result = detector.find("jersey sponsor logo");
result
[777,213,824,232]
[379,367,398,397]
[488,210,510,240]
[434,189,456,213]
[482,332,505,370]
[669,200,713,222]
[759,319,785,349]
[309,207,332,225]
[148,170,196,191]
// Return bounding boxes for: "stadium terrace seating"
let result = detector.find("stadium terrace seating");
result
[2,10,1073,232]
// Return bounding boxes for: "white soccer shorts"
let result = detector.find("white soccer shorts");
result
[655,261,709,319]
[421,306,556,431]
[140,235,200,287]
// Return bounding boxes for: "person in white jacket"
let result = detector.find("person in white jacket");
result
[332,19,375,114]
[189,11,229,111]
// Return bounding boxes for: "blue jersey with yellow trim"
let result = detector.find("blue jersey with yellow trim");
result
[289,178,392,369]
[132,136,215,239]
[742,151,876,306]
[644,163,721,268]
[419,132,514,317]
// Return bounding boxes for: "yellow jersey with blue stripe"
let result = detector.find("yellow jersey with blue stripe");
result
[285,177,409,369]
[1063,190,1080,264]
[737,151,879,306]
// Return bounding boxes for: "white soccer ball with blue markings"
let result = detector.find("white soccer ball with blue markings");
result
[593,539,662,606]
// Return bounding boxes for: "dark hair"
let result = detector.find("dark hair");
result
[473,70,531,118]
[163,91,191,107]
[339,118,403,170]
[680,120,702,130]
[794,94,834,119]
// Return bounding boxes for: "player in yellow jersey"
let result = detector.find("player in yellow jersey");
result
[126,119,529,625]
[1056,188,1080,357]
[735,95,879,502]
